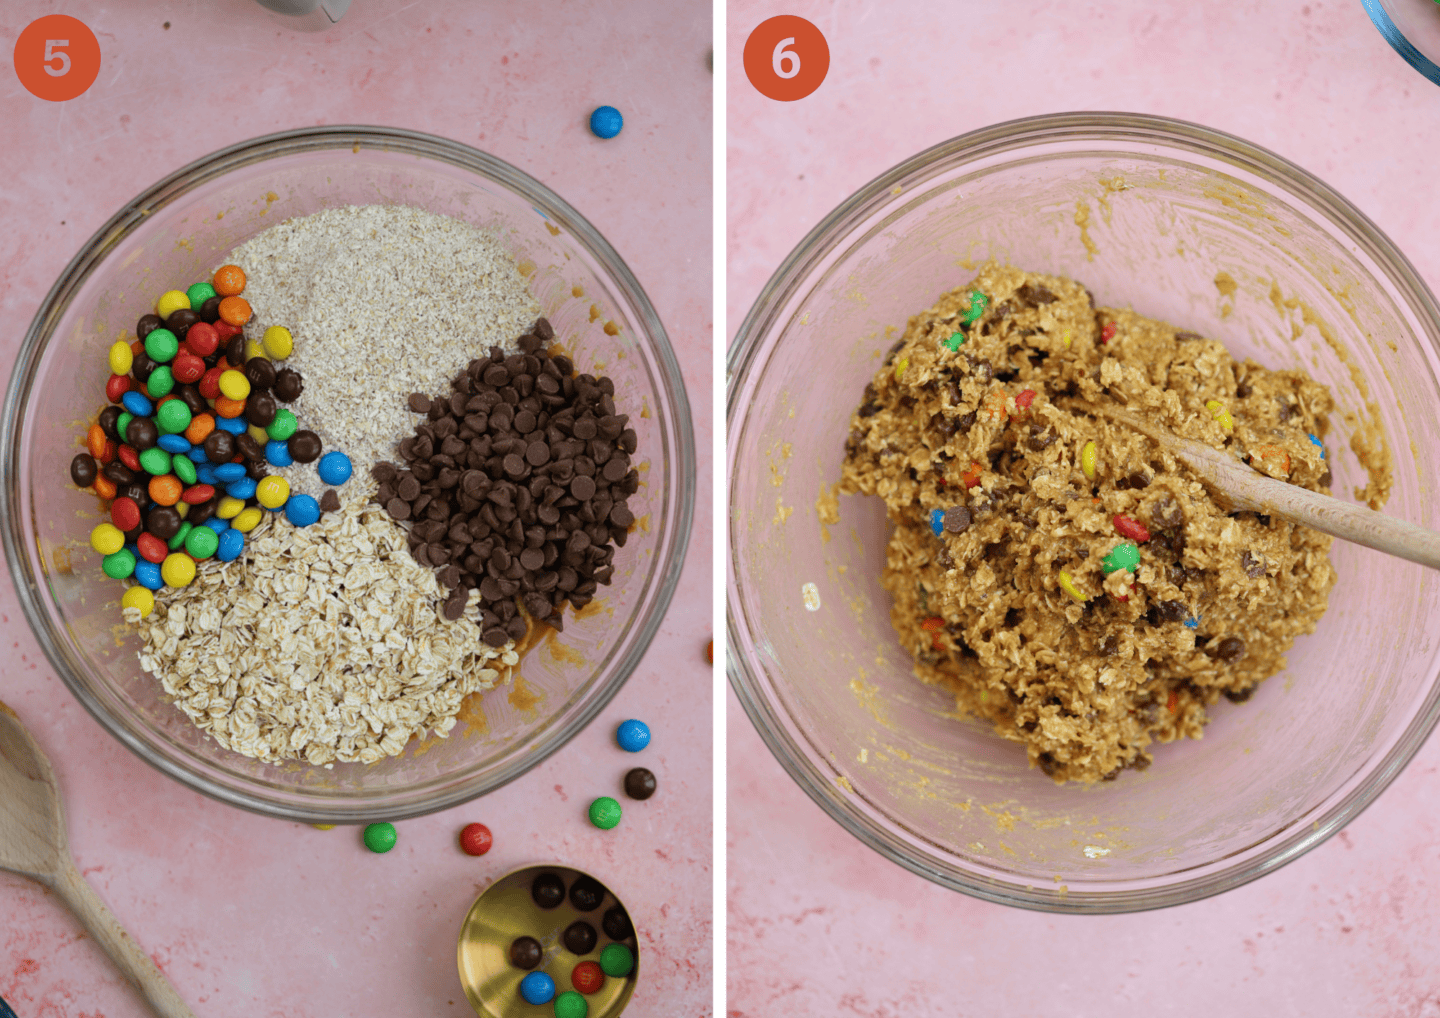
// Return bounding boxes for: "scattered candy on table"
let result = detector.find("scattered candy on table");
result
[363,822,397,853]
[615,719,650,752]
[518,971,556,1006]
[459,822,492,856]
[623,767,656,800]
[589,105,623,139]
[588,796,622,830]
[598,943,633,978]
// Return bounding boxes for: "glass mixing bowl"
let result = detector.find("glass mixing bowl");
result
[727,112,1440,912]
[3,126,694,822]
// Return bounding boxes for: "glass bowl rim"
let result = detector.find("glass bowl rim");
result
[726,109,1440,913]
[1361,0,1440,88]
[2,124,695,822]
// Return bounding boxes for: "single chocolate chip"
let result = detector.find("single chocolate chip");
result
[505,614,527,641]
[203,430,235,464]
[225,334,246,367]
[509,936,543,970]
[319,489,341,513]
[245,390,278,427]
[534,317,555,340]
[274,368,304,402]
[624,767,656,801]
[602,905,634,941]
[571,475,596,501]
[146,505,182,540]
[288,430,322,463]
[442,593,467,621]
[1318,469,1332,489]
[245,357,277,391]
[397,475,421,501]
[569,876,605,912]
[136,314,163,340]
[70,454,97,487]
[481,625,508,647]
[1215,636,1246,662]
[197,296,222,323]
[609,504,634,528]
[386,498,411,521]
[602,458,629,483]
[372,462,397,484]
[98,405,123,440]
[408,392,431,413]
[943,505,972,534]
[1241,550,1266,579]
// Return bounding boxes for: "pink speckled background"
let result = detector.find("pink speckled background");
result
[0,2,711,1017]
[728,1,1440,1015]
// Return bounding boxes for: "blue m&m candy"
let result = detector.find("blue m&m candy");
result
[616,719,650,753]
[589,105,623,139]
[284,493,321,528]
[317,450,353,486]
[518,972,555,1006]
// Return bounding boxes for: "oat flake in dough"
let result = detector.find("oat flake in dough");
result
[840,263,1345,784]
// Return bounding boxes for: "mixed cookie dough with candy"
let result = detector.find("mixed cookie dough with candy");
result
[840,263,1341,784]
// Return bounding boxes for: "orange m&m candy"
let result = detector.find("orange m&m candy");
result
[212,264,246,296]
[217,295,251,327]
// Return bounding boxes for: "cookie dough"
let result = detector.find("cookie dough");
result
[839,263,1339,784]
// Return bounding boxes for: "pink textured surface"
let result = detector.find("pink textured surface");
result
[728,1,1440,1016]
[0,2,711,1017]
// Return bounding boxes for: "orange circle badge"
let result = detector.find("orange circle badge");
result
[14,16,101,102]
[743,15,829,102]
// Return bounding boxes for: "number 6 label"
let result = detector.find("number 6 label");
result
[744,16,829,102]
[14,16,100,101]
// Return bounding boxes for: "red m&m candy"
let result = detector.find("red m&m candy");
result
[571,961,604,995]
[118,444,142,472]
[186,321,219,357]
[172,352,206,384]
[110,496,141,532]
[458,823,492,856]
[106,374,133,403]
[137,533,168,564]
[199,366,226,400]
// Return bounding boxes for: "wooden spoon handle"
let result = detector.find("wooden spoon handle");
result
[1174,439,1440,570]
[51,862,198,1018]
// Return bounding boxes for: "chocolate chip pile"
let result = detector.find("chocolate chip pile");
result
[372,318,640,648]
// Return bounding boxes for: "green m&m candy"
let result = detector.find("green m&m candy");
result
[138,447,172,476]
[588,796,622,830]
[1101,540,1141,575]
[266,408,298,442]
[598,943,633,978]
[173,455,197,485]
[143,327,179,364]
[168,521,193,551]
[186,281,217,310]
[102,548,136,579]
[364,822,397,853]
[184,525,219,561]
[156,399,192,435]
[553,991,588,1018]
[146,365,175,398]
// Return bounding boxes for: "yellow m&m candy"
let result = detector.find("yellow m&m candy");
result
[90,522,125,556]
[155,289,191,319]
[256,475,290,509]
[160,552,196,588]
[121,586,155,618]
[262,325,294,359]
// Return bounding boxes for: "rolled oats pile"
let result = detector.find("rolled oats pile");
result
[132,499,516,767]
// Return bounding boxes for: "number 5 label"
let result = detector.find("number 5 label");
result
[14,16,100,101]
[744,16,829,102]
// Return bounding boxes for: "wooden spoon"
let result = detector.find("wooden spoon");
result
[0,701,198,1018]
[1082,402,1440,571]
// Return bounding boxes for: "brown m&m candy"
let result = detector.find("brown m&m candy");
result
[531,872,565,909]
[288,430,322,463]
[568,876,604,913]
[563,921,597,955]
[509,936,543,970]
[623,768,656,801]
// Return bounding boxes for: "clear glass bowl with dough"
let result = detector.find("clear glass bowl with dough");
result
[2,126,694,822]
[727,112,1440,912]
